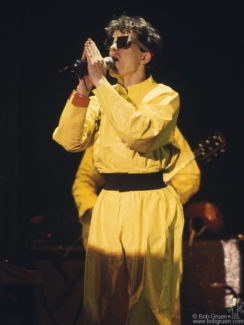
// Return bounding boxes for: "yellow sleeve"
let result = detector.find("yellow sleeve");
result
[72,146,105,224]
[164,127,201,205]
[52,96,100,152]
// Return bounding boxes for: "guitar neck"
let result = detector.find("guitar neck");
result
[163,131,225,183]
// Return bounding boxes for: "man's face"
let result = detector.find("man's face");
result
[108,30,146,81]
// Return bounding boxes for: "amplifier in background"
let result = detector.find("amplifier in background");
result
[25,218,85,262]
[28,219,82,246]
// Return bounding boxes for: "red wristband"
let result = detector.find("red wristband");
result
[69,90,90,107]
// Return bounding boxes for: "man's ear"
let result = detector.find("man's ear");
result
[140,52,152,65]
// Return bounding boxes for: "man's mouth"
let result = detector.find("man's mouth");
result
[111,56,119,62]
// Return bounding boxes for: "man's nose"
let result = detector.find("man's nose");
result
[110,41,117,50]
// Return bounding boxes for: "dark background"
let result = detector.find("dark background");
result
[1,0,244,263]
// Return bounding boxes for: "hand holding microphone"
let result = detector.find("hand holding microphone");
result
[84,39,113,88]
[60,39,114,96]
[59,39,114,79]
[59,56,114,79]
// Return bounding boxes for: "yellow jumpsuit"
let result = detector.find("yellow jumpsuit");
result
[72,127,201,325]
[53,76,185,325]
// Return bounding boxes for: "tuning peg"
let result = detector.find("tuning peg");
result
[221,149,225,152]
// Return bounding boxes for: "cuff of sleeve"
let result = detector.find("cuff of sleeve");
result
[69,90,90,107]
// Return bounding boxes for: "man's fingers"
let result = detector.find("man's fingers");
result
[81,49,86,60]
[85,39,102,61]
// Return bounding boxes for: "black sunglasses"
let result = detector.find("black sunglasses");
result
[104,36,151,53]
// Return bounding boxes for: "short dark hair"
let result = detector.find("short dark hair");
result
[105,14,162,73]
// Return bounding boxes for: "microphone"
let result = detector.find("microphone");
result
[59,57,114,78]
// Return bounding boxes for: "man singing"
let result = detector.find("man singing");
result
[53,14,184,325]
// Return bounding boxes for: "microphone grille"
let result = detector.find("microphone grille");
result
[104,57,114,69]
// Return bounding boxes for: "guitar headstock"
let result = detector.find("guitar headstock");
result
[194,132,226,161]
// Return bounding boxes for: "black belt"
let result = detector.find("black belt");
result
[102,172,166,192]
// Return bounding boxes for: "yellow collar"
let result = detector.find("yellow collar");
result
[115,76,155,95]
